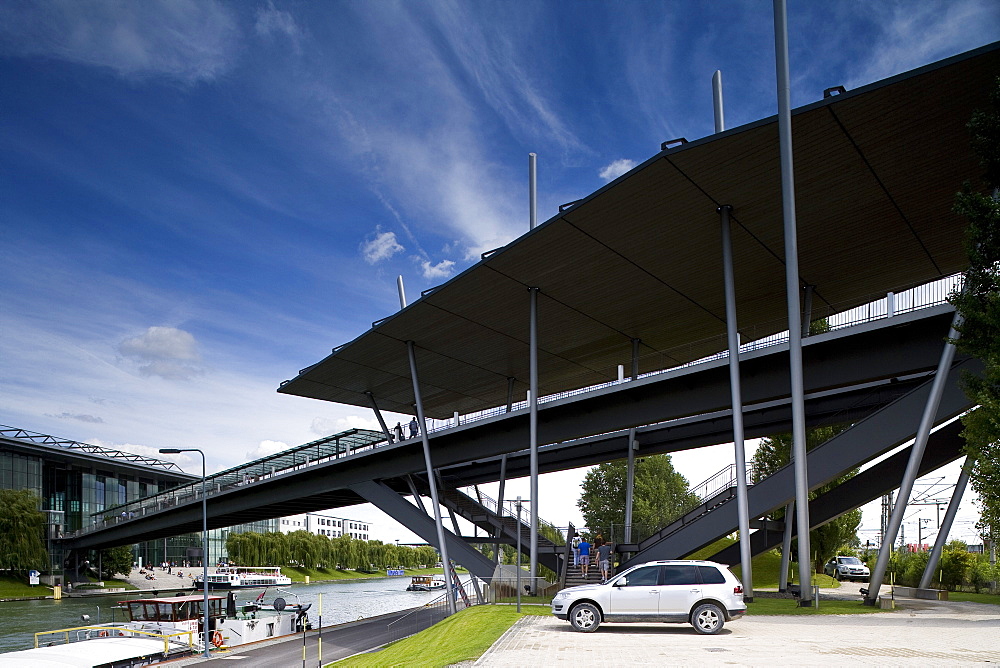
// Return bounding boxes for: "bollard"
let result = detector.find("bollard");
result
[304,576,310,584]
[53,585,61,600]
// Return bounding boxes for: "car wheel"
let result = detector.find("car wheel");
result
[691,603,725,635]
[569,602,601,632]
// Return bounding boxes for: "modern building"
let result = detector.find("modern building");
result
[278,511,371,540]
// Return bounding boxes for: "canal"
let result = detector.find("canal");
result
[0,576,448,653]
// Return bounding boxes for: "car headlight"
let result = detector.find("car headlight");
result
[553,592,569,601]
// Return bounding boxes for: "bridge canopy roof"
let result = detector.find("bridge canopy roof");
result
[279,44,999,419]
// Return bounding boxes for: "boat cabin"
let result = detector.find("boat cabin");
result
[122,595,225,625]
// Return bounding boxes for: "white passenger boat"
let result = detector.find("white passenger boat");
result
[195,565,292,589]
[0,592,310,667]
[406,575,447,591]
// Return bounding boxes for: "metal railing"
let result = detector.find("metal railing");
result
[386,578,481,643]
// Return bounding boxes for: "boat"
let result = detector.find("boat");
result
[406,575,447,591]
[0,592,310,666]
[195,565,292,589]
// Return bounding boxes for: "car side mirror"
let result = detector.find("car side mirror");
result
[614,578,626,587]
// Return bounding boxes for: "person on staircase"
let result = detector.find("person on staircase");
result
[578,536,592,579]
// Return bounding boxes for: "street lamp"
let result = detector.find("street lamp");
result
[160,448,210,658]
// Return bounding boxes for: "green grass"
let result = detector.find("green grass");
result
[0,574,50,598]
[745,598,886,615]
[282,566,450,583]
[685,538,838,588]
[947,591,1000,606]
[329,604,549,668]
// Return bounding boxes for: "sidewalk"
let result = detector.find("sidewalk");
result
[474,596,1000,666]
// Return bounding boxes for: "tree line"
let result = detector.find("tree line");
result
[225,530,439,571]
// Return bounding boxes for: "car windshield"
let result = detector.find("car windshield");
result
[839,557,862,565]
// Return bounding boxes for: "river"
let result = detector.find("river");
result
[0,576,451,654]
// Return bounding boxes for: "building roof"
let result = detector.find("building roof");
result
[279,44,1000,419]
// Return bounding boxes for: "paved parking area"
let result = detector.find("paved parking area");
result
[473,598,1000,666]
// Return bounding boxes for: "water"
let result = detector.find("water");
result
[0,576,448,653]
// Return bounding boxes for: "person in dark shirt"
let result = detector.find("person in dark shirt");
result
[596,541,613,580]
[578,537,592,578]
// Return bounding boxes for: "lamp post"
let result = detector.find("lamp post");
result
[160,447,210,657]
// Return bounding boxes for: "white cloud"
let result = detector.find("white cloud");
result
[246,439,290,460]
[118,326,202,380]
[598,159,637,183]
[46,412,104,423]
[361,230,405,264]
[0,0,240,83]
[255,2,303,53]
[420,259,456,281]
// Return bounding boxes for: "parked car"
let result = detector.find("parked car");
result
[550,560,746,634]
[823,555,870,581]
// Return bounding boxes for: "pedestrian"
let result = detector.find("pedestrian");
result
[571,534,581,567]
[408,417,419,439]
[578,536,592,578]
[394,422,404,442]
[597,540,613,581]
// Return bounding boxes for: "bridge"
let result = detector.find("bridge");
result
[59,44,997,601]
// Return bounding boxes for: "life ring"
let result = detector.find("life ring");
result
[211,630,224,648]
[98,631,109,637]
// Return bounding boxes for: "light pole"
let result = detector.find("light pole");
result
[160,447,210,657]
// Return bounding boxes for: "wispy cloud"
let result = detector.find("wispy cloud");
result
[419,259,456,281]
[118,326,203,380]
[0,0,240,83]
[598,159,637,183]
[255,1,303,54]
[246,439,290,461]
[310,415,382,436]
[45,412,105,424]
[361,230,405,264]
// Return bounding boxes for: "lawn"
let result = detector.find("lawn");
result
[745,598,884,615]
[947,591,1000,606]
[329,604,550,668]
[0,574,50,598]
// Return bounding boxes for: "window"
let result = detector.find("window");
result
[621,566,660,587]
[662,565,699,585]
[697,566,726,584]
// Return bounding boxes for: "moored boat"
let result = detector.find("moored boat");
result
[195,566,292,589]
[405,575,446,591]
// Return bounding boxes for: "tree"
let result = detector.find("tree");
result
[577,454,699,542]
[752,427,862,573]
[100,545,134,579]
[949,76,1000,545]
[0,489,47,573]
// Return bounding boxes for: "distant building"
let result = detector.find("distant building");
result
[279,511,370,540]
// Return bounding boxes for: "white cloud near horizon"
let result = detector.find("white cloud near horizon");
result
[118,326,203,380]
[598,159,637,182]
[361,230,405,264]
[0,0,240,83]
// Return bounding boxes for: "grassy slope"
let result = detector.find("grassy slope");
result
[947,591,1000,605]
[0,574,49,598]
[329,605,550,668]
[686,538,839,588]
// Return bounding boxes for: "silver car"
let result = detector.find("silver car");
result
[550,560,746,634]
[824,555,870,581]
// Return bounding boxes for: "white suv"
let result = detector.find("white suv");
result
[551,560,746,634]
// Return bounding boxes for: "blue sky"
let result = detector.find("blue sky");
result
[2,1,997,542]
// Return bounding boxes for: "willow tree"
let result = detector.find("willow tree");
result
[0,489,48,573]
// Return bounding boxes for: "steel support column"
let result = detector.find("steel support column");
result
[801,285,814,337]
[920,456,974,589]
[865,310,963,604]
[406,340,456,614]
[719,203,754,601]
[625,338,640,544]
[774,0,812,603]
[496,454,508,565]
[364,391,393,442]
[778,501,794,592]
[528,287,540,591]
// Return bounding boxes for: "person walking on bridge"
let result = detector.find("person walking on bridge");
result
[408,417,419,439]
[394,422,404,442]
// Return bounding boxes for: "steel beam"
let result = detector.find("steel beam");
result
[349,480,497,582]
[719,203,753,600]
[866,310,963,605]
[407,340,456,613]
[528,286,540,591]
[364,391,393,442]
[919,456,973,589]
